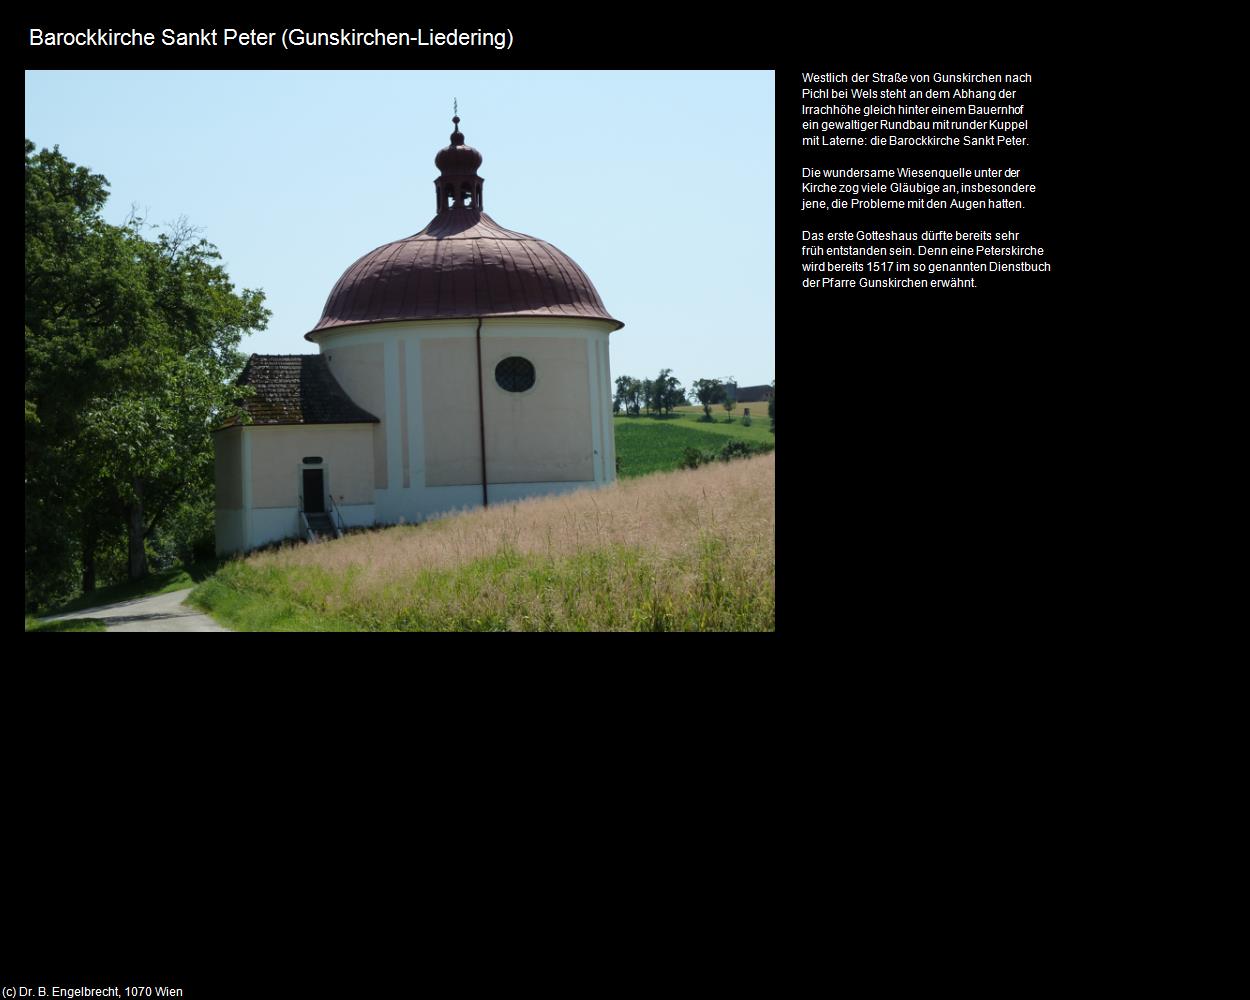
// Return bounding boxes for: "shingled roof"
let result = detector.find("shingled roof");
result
[220,355,380,428]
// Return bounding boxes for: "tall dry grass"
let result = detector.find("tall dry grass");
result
[197,453,774,631]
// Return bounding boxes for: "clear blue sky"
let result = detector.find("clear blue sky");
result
[25,70,775,394]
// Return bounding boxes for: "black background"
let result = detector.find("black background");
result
[21,15,1087,990]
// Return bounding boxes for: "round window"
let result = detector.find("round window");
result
[495,356,535,392]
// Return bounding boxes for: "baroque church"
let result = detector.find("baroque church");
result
[213,116,623,554]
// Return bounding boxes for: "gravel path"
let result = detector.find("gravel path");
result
[40,588,231,632]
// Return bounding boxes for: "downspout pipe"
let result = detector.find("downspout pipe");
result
[475,317,488,507]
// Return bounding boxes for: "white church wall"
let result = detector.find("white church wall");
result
[249,507,301,549]
[226,504,377,556]
[480,334,594,484]
[338,504,376,528]
[484,480,596,506]
[213,426,246,555]
[322,342,388,490]
[396,485,486,522]
[588,337,604,483]
[420,335,485,487]
[248,424,375,508]
[311,317,617,526]
[214,426,244,508]
[386,481,597,525]
[215,508,246,557]
[596,337,615,482]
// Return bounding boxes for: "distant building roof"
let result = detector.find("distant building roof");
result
[730,384,773,403]
[219,355,380,428]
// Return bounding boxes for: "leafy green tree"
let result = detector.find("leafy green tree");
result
[626,378,643,416]
[692,378,726,420]
[88,221,267,580]
[614,375,645,416]
[722,378,737,422]
[25,141,136,603]
[651,368,685,415]
[24,140,267,606]
[640,378,654,416]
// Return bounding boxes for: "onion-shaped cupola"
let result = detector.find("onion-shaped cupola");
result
[434,115,484,213]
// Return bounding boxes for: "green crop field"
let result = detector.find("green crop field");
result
[613,408,774,478]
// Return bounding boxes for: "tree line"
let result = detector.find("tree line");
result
[613,369,686,416]
[24,140,268,610]
[612,372,774,430]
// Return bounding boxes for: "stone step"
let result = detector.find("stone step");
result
[305,511,337,539]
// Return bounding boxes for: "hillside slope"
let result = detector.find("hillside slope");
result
[191,453,775,632]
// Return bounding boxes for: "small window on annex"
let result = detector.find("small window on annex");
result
[495,356,536,393]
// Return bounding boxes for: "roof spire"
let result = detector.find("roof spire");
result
[450,101,464,145]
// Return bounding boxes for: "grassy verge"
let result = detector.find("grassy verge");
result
[25,616,108,633]
[191,542,771,632]
[190,454,774,632]
[37,558,222,617]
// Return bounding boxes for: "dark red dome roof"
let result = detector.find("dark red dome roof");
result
[306,208,623,339]
[434,115,483,175]
[434,142,482,175]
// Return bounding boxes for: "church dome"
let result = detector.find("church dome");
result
[307,118,622,339]
[433,116,483,175]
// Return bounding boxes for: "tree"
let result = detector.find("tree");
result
[692,378,726,421]
[640,378,654,416]
[615,375,646,416]
[24,140,268,606]
[722,378,737,421]
[651,368,684,416]
[90,220,267,581]
[625,378,643,416]
[25,142,155,602]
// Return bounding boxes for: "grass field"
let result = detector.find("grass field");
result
[190,452,774,632]
[614,408,774,478]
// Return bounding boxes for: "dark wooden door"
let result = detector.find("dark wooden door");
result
[303,469,324,513]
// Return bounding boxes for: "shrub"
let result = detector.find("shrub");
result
[681,447,713,470]
[719,440,755,462]
[681,441,773,469]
